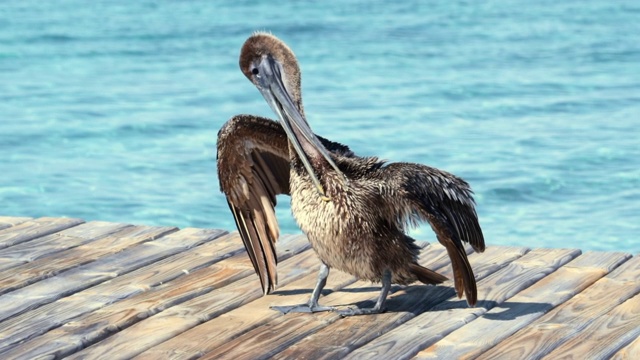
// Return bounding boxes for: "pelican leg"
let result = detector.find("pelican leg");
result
[270,262,336,314]
[337,269,391,317]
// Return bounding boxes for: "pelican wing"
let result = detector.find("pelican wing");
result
[217,115,290,295]
[381,163,485,305]
[217,115,352,295]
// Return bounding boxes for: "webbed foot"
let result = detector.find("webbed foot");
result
[335,305,386,317]
[271,303,335,314]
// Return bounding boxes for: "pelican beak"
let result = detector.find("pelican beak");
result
[254,55,345,200]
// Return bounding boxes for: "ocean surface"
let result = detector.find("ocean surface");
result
[1,0,639,252]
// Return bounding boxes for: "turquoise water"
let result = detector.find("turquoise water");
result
[1,1,639,252]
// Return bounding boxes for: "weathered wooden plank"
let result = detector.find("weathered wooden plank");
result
[202,312,332,360]
[0,215,633,360]
[134,242,432,360]
[477,255,640,360]
[0,228,229,353]
[340,247,581,360]
[273,246,530,360]
[64,244,324,360]
[612,334,640,360]
[0,220,127,271]
[412,251,630,360]
[0,216,31,230]
[0,225,177,295]
[0,233,309,360]
[0,216,85,250]
[541,293,640,359]
[0,227,224,328]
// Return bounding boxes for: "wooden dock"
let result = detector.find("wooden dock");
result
[0,216,638,359]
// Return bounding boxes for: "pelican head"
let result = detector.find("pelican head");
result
[239,32,345,200]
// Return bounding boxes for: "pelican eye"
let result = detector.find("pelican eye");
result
[252,68,259,75]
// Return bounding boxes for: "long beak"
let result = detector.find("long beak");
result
[255,55,346,199]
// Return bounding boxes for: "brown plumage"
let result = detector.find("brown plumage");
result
[217,32,485,316]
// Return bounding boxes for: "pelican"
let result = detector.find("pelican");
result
[217,32,485,316]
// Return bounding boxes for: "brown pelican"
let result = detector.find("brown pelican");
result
[217,32,485,316]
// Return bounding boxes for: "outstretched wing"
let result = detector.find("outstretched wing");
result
[217,115,290,295]
[217,114,353,295]
[381,162,485,305]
